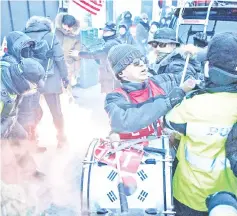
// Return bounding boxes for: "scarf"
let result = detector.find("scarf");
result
[140,21,150,32]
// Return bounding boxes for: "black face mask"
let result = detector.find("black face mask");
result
[103,33,116,42]
[156,52,169,64]
[21,46,34,58]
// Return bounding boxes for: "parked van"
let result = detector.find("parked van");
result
[170,1,237,45]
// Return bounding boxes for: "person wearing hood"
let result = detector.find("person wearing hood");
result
[121,11,133,30]
[148,21,160,42]
[3,31,44,147]
[1,55,45,139]
[98,22,121,43]
[23,16,69,148]
[148,28,202,80]
[164,32,237,216]
[1,31,46,144]
[55,13,81,87]
[117,22,136,45]
[79,22,121,93]
[135,13,150,55]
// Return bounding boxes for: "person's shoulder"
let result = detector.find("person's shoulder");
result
[1,54,17,64]
[105,89,128,103]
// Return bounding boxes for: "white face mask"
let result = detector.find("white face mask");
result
[142,18,148,23]
[150,25,158,33]
[103,30,114,37]
[119,28,126,35]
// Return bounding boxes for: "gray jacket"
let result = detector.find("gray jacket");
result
[25,17,68,94]
[104,73,194,133]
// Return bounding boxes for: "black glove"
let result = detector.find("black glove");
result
[168,87,185,107]
[46,48,54,59]
[193,32,208,48]
[62,77,69,89]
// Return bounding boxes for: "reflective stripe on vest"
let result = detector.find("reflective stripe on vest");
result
[185,145,231,172]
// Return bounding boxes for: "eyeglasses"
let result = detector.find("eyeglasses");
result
[132,57,147,66]
[142,18,148,20]
[151,42,167,49]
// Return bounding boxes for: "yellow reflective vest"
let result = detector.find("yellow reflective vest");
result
[165,92,237,211]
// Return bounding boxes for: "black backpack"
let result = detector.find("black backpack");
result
[30,31,55,78]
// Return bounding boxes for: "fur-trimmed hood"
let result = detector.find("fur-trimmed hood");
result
[25,16,53,33]
[55,13,80,36]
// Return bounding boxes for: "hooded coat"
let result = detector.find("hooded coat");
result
[2,32,46,139]
[55,13,81,80]
[117,22,136,45]
[24,16,68,94]
[149,48,203,80]
[121,11,133,29]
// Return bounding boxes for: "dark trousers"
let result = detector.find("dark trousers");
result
[44,93,65,139]
[174,198,208,216]
[8,120,28,140]
[17,92,42,140]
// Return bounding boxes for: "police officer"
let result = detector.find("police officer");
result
[164,32,237,216]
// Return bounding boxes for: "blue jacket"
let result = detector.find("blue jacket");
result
[105,73,186,133]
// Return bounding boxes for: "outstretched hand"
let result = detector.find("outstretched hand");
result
[68,50,79,57]
[181,79,200,93]
[181,44,199,56]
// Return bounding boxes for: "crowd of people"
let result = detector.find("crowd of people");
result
[1,8,237,216]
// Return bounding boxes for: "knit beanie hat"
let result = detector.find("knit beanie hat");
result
[107,44,143,75]
[207,32,237,75]
[206,191,237,213]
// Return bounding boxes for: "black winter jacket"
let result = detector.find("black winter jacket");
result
[25,16,68,94]
[149,48,203,81]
